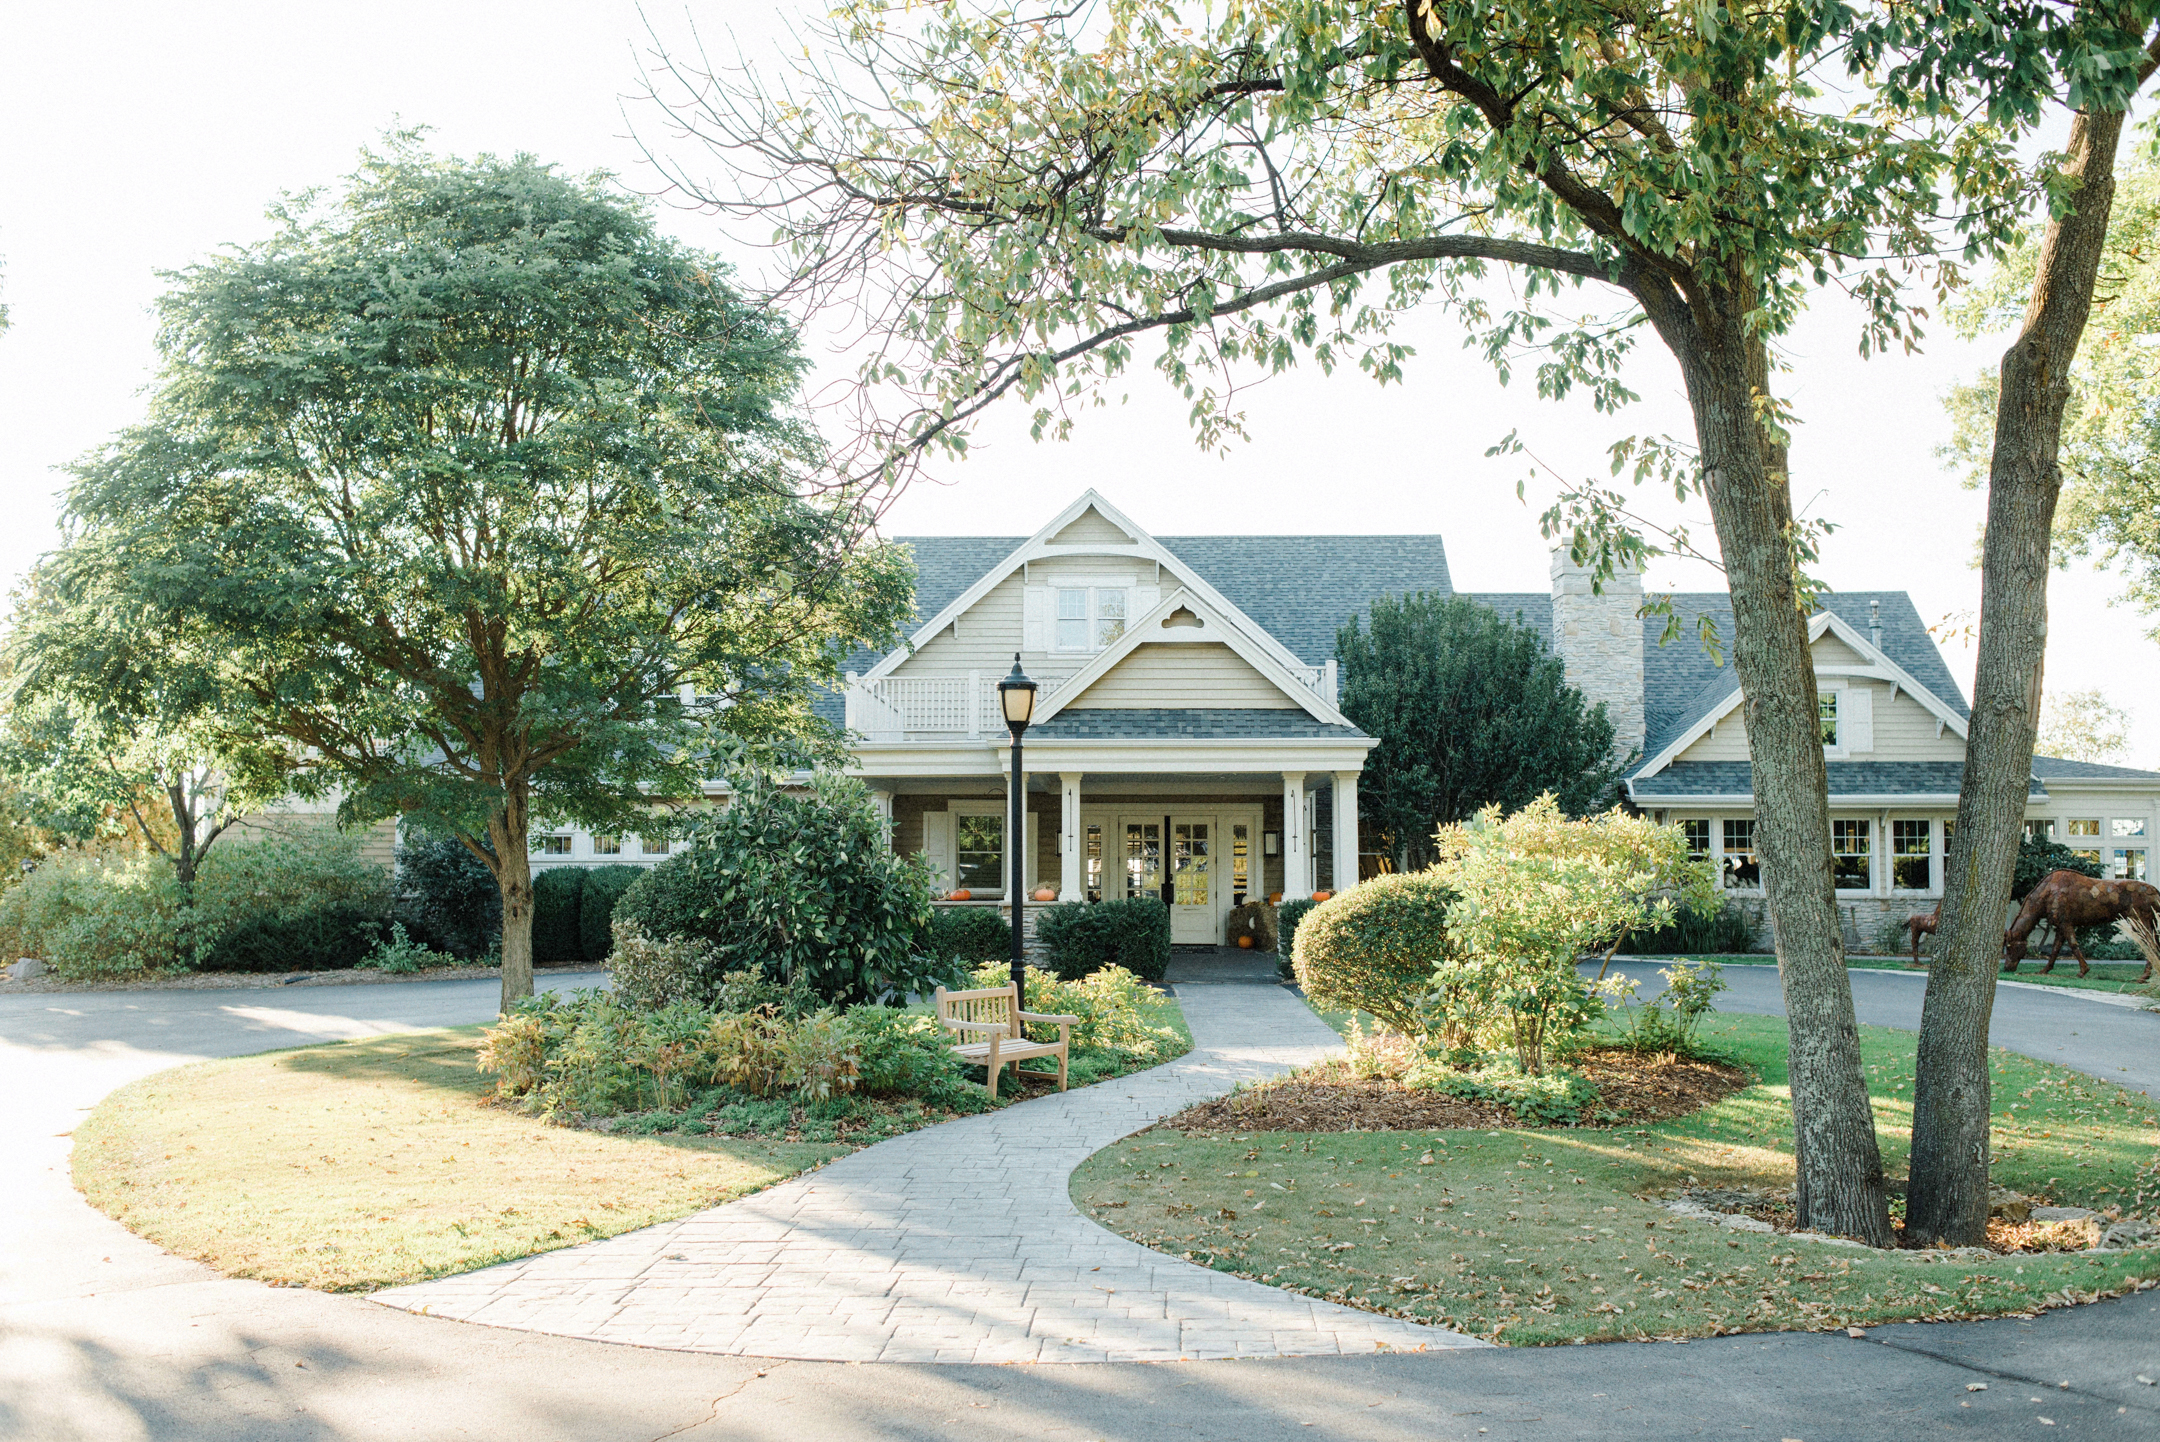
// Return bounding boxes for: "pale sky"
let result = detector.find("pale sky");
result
[2,1,2154,765]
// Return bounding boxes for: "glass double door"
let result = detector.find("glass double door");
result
[1119,813,1256,945]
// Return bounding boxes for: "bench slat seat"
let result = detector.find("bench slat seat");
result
[933,983,1079,1095]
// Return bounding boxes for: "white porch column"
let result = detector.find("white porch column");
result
[1059,773,1084,902]
[1331,771,1360,895]
[1281,771,1310,900]
[871,789,895,850]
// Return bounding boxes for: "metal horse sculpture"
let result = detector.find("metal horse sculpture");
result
[2003,870,2160,980]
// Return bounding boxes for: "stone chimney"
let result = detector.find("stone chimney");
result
[1549,548,1646,761]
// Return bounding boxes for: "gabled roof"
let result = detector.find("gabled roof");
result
[1035,586,1357,728]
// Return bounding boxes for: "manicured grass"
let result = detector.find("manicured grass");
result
[1070,1013,2160,1344]
[74,1027,851,1292]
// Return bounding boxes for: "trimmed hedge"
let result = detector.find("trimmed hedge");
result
[532,869,585,964]
[1291,874,1455,1032]
[1036,897,1171,982]
[578,865,643,962]
[926,905,1010,965]
[212,903,386,974]
[393,831,500,960]
[1275,897,1319,960]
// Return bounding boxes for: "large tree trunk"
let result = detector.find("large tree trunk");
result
[1905,108,2128,1247]
[1650,279,1895,1246]
[487,790,536,1011]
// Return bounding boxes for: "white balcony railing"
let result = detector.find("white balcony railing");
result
[844,657,1338,741]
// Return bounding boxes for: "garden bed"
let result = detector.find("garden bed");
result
[1168,1048,1750,1134]
[1070,1012,2160,1344]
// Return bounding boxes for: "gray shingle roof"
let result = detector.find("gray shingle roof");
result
[1612,591,1969,775]
[1028,708,1367,740]
[2031,754,2160,781]
[1630,761,2045,800]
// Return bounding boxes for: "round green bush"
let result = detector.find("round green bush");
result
[612,772,939,1005]
[1291,873,1456,1032]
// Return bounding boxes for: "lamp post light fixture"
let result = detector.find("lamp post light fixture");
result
[997,653,1038,1009]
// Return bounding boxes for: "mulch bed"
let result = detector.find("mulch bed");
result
[1163,1047,1750,1134]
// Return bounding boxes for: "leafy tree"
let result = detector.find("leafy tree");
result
[1338,594,1621,870]
[54,140,916,1008]
[2035,688,2136,764]
[1,568,293,887]
[1945,159,2160,643]
[650,0,2089,1240]
[1879,8,2160,1246]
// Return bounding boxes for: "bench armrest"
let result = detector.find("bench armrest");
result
[940,1019,1013,1037]
[1015,1010,1080,1027]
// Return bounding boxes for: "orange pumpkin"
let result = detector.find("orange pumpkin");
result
[949,889,972,901]
[1032,886,1057,902]
[1311,890,1333,902]
[1267,892,1283,905]
[1236,935,1254,949]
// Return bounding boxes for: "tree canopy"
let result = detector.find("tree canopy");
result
[52,139,916,1004]
[1945,157,2160,643]
[1337,593,1622,869]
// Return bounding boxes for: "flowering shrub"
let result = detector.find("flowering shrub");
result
[967,962,1182,1061]
[1433,795,1714,1074]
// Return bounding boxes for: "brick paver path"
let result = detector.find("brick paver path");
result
[372,984,1482,1362]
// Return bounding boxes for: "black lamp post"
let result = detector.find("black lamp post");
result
[997,652,1038,1009]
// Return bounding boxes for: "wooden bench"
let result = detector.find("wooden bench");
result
[932,983,1080,1096]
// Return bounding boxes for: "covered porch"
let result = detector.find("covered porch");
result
[856,732,1372,947]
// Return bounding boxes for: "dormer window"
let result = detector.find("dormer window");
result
[1818,692,1840,748]
[1055,586,1128,652]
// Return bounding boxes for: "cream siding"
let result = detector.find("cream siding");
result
[892,572,1028,673]
[1813,634,1867,666]
[1047,509,1134,545]
[1068,642,1297,709]
[1672,684,1964,764]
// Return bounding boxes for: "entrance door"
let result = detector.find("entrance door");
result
[1169,819,1216,943]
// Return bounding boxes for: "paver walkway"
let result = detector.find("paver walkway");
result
[372,984,1480,1363]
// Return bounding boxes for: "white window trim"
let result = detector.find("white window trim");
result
[1819,679,1847,759]
[1830,816,1874,894]
[1888,817,1934,894]
[1049,580,1136,655]
[949,800,1011,897]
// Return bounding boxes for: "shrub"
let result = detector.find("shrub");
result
[577,865,643,962]
[1619,897,1759,955]
[1035,897,1170,981]
[194,834,393,973]
[1290,874,1456,1033]
[967,961,1181,1060]
[0,833,394,978]
[2016,832,2105,899]
[393,830,500,960]
[926,905,1010,965]
[608,923,723,1010]
[612,772,939,1004]
[1275,897,1318,959]
[360,922,451,974]
[841,1007,972,1103]
[1610,958,1729,1056]
[531,868,585,963]
[1403,1056,1607,1125]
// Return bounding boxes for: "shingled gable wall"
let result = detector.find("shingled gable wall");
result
[1548,549,1646,761]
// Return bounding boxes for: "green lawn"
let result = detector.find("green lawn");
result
[1070,1013,2160,1344]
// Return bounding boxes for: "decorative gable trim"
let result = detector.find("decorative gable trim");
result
[1034,587,1354,728]
[862,489,1312,682]
[1632,611,1971,782]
